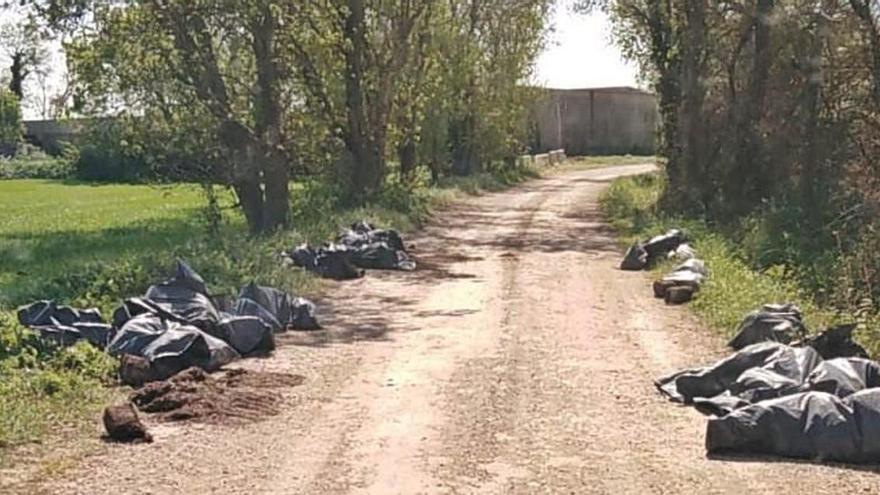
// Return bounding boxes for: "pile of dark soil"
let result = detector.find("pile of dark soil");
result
[130,367,304,423]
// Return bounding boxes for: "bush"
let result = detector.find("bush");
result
[0,91,21,157]
[0,146,73,179]
[73,120,150,182]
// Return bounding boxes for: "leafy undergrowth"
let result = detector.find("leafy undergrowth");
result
[0,159,552,456]
[0,153,73,180]
[599,173,880,354]
[0,314,118,464]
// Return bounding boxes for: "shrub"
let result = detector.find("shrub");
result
[0,91,21,157]
[73,120,150,182]
[0,146,73,180]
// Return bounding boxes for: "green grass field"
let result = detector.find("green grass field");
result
[0,180,219,309]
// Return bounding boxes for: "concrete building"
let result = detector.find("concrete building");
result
[533,87,658,156]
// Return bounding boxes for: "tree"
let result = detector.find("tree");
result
[285,1,434,202]
[0,15,49,101]
[37,0,553,227]
[61,1,294,233]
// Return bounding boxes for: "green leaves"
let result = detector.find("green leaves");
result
[0,90,21,155]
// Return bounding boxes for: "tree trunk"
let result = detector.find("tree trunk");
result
[679,0,709,211]
[9,53,24,99]
[342,0,384,201]
[742,0,774,204]
[234,173,265,234]
[399,136,417,181]
[263,155,289,231]
[451,112,477,176]
[253,4,288,232]
[800,5,830,225]
[644,1,684,208]
[221,120,264,234]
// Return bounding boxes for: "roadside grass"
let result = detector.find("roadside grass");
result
[0,157,559,457]
[599,172,850,347]
[563,155,656,170]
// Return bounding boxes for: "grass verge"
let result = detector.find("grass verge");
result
[599,172,879,353]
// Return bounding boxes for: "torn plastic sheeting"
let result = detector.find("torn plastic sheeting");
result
[673,258,708,277]
[653,259,707,299]
[338,220,407,252]
[113,263,320,354]
[31,322,114,348]
[216,316,275,356]
[285,243,364,281]
[728,304,806,350]
[235,283,321,331]
[620,243,648,271]
[18,300,104,327]
[658,340,878,418]
[668,243,697,261]
[643,229,687,261]
[285,221,416,277]
[15,260,318,379]
[108,314,240,381]
[337,220,417,272]
[619,229,688,271]
[802,323,869,360]
[17,300,114,348]
[806,358,880,398]
[656,342,822,408]
[347,243,416,272]
[144,276,220,330]
[706,389,880,463]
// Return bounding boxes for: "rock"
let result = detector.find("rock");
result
[103,403,152,443]
[119,354,158,387]
[665,286,695,305]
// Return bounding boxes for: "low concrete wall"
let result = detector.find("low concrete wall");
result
[23,119,88,154]
[519,149,566,167]
[533,87,658,156]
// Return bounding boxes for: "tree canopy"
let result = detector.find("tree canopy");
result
[24,0,553,233]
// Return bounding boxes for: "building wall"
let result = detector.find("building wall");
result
[534,87,658,156]
[23,119,86,154]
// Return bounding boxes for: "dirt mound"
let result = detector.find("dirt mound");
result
[130,367,305,423]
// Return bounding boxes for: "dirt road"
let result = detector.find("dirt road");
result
[33,165,880,494]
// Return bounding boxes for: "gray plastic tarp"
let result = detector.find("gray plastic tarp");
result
[19,260,321,381]
[285,220,416,278]
[728,304,806,350]
[706,389,880,463]
[17,300,114,348]
[108,314,239,379]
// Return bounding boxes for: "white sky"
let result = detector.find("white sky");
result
[534,2,639,89]
[2,0,639,119]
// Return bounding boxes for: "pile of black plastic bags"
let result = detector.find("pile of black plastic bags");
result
[17,260,320,382]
